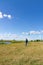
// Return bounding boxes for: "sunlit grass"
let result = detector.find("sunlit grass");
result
[0,42,43,65]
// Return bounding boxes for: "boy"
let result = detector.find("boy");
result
[25,38,28,46]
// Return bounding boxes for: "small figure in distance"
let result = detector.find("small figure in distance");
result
[25,38,28,46]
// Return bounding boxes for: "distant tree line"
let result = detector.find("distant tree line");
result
[0,39,25,44]
[30,39,43,42]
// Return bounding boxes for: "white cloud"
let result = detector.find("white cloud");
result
[26,32,29,35]
[41,30,43,33]
[22,32,29,35]
[0,11,12,19]
[0,30,43,40]
[3,14,8,17]
[22,31,41,35]
[0,12,3,18]
[7,15,12,19]
[22,32,25,35]
[0,33,18,40]
[29,31,40,34]
[0,33,29,40]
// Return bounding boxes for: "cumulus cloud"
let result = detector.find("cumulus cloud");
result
[3,14,8,17]
[0,12,3,18]
[0,33,18,40]
[22,32,29,35]
[0,33,29,40]
[0,11,12,19]
[22,32,25,35]
[7,15,12,19]
[29,31,40,34]
[0,30,43,40]
[41,30,43,33]
[22,31,41,35]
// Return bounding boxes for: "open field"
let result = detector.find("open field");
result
[0,42,43,65]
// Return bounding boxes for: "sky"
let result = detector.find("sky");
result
[0,0,43,40]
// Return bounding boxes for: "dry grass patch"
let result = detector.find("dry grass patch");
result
[0,42,43,65]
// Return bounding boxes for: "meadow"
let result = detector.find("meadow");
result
[0,42,43,65]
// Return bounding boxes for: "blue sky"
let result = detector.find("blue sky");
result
[0,0,43,40]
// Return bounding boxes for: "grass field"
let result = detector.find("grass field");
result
[0,42,43,65]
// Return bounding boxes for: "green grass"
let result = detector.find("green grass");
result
[0,42,43,65]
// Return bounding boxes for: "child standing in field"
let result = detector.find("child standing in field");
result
[25,38,28,46]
